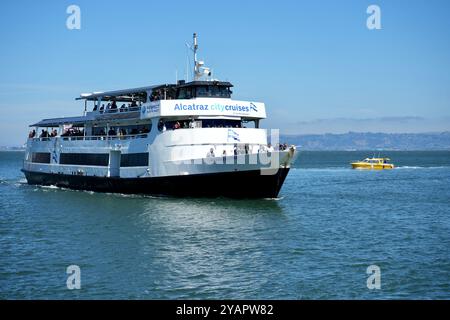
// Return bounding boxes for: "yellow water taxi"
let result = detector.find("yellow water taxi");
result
[351,157,394,170]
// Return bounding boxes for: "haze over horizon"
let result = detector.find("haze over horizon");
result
[0,0,449,146]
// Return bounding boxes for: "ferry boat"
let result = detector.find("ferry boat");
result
[351,157,394,170]
[22,33,297,198]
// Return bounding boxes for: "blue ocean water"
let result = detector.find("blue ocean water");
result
[0,151,449,299]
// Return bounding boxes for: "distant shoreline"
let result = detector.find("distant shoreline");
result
[0,148,25,152]
[2,132,450,152]
[281,132,450,151]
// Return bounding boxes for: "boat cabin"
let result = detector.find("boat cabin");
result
[27,80,264,141]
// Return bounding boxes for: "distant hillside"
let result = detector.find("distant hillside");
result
[0,146,25,152]
[2,132,450,152]
[281,132,450,151]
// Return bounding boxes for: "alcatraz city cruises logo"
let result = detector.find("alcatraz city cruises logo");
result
[174,101,258,114]
[140,100,263,118]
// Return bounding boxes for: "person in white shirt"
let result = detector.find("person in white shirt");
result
[207,148,215,158]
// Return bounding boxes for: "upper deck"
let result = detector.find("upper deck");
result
[30,80,266,129]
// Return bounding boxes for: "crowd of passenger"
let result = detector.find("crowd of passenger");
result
[158,119,246,131]
[94,126,150,137]
[28,129,59,139]
[61,127,84,137]
[93,100,140,113]
[149,91,163,102]
[205,142,290,159]
[28,127,85,140]
[29,125,152,140]
[259,143,289,152]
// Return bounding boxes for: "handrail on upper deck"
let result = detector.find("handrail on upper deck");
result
[29,133,148,142]
[93,106,141,114]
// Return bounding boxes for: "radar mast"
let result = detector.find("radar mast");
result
[193,33,212,81]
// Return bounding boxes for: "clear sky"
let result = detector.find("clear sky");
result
[0,0,449,146]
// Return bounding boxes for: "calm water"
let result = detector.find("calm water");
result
[0,151,449,299]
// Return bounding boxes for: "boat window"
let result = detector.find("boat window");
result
[177,85,232,99]
[195,85,231,98]
[158,119,166,132]
[164,120,191,129]
[196,86,209,97]
[92,126,107,136]
[212,86,231,98]
[31,152,51,164]
[60,153,109,166]
[121,153,149,167]
[178,87,193,99]
[242,119,258,128]
[199,119,241,128]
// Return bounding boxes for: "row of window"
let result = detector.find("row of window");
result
[31,152,148,167]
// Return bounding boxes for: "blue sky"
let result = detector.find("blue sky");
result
[0,0,449,145]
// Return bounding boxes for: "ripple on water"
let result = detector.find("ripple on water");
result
[1,151,450,299]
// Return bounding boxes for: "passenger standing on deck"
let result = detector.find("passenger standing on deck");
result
[111,100,118,110]
[108,128,116,136]
[207,148,215,158]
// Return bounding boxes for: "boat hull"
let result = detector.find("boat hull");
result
[22,168,290,198]
[351,163,394,170]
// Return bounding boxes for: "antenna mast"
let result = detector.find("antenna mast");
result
[193,33,200,80]
[192,32,211,81]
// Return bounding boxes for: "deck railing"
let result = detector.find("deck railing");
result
[94,106,141,114]
[29,133,148,142]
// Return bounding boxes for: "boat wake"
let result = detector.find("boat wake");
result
[291,166,450,171]
[111,193,163,200]
[263,196,285,201]
[0,177,27,186]
[292,167,351,173]
[395,166,449,170]
[29,183,164,199]
[33,185,62,192]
